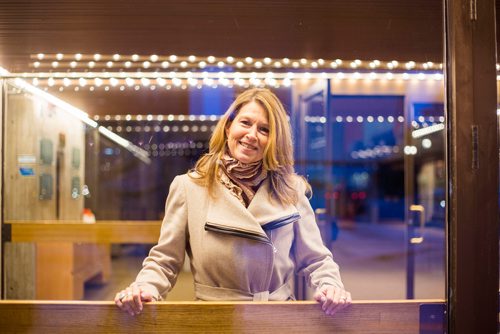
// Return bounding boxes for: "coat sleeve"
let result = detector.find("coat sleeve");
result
[131,175,188,300]
[292,177,345,291]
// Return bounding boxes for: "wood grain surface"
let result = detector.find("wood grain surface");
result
[0,300,444,333]
[6,220,161,243]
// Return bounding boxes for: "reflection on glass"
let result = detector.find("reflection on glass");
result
[293,78,445,300]
[3,68,445,301]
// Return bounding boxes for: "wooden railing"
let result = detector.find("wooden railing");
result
[0,300,445,333]
[4,220,161,243]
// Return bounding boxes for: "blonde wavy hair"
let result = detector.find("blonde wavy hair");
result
[190,88,308,205]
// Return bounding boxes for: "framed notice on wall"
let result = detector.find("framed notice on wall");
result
[39,173,53,200]
[72,147,80,169]
[40,139,53,165]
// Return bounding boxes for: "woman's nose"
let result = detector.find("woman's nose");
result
[245,126,258,140]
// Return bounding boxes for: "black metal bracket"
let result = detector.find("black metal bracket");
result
[1,223,11,243]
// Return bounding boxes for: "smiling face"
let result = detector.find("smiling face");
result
[225,101,270,164]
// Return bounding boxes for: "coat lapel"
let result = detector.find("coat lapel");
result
[248,180,300,227]
[206,180,267,237]
[206,179,301,236]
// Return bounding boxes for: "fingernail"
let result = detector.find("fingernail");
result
[321,296,326,302]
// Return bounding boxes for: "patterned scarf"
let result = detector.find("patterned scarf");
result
[219,150,268,207]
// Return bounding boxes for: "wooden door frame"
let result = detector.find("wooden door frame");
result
[445,0,499,332]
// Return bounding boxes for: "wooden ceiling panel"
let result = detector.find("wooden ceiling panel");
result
[0,0,447,115]
[0,0,444,70]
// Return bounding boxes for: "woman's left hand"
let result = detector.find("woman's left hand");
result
[313,285,352,316]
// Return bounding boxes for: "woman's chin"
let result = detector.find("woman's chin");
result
[234,153,258,164]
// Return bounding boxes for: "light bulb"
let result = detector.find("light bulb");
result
[125,78,134,86]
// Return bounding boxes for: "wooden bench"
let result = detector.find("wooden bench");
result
[0,300,445,333]
[4,221,161,300]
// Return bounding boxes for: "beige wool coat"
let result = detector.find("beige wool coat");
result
[132,173,344,301]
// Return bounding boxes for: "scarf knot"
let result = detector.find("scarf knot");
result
[219,151,268,207]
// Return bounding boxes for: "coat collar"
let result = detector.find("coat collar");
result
[206,178,299,237]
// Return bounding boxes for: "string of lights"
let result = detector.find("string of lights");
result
[29,54,444,72]
[0,53,458,90]
[12,71,445,92]
[96,114,444,125]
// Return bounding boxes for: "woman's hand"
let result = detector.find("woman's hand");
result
[114,286,155,316]
[313,285,352,316]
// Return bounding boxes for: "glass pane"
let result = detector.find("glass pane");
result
[1,2,445,306]
[294,77,446,300]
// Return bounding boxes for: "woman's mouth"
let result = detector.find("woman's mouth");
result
[239,141,256,150]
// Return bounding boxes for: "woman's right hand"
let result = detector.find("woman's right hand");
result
[114,286,155,316]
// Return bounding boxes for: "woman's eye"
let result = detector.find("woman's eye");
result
[241,120,251,126]
[259,127,270,134]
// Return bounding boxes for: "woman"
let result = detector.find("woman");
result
[115,88,351,316]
